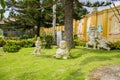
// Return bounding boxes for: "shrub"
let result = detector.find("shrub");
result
[110,41,120,50]
[3,40,21,52]
[74,34,78,39]
[0,36,5,47]
[8,37,20,40]
[20,34,32,39]
[74,39,79,46]
[79,40,86,47]
[44,35,53,49]
[3,38,35,52]
[20,39,35,48]
[74,39,86,47]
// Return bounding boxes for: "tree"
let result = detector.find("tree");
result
[64,0,111,48]
[5,0,111,48]
[5,0,53,36]
[64,0,74,48]
[0,0,6,20]
[109,1,120,23]
[55,1,88,25]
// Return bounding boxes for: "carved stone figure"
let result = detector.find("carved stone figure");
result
[33,37,41,54]
[96,34,111,51]
[54,40,69,59]
[86,26,111,51]
[86,27,98,49]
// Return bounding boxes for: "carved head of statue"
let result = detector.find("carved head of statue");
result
[37,37,40,41]
[59,40,67,49]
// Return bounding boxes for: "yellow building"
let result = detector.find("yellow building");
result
[78,6,120,42]
[42,6,120,42]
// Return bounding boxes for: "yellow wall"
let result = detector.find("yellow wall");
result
[41,6,120,42]
[78,6,120,42]
[103,10,108,38]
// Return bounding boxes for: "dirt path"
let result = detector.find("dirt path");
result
[89,65,120,80]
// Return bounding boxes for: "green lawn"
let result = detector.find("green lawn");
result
[0,47,120,80]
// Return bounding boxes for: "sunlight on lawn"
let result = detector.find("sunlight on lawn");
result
[0,47,120,80]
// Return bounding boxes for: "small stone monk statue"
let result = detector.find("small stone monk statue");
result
[54,40,69,59]
[33,37,41,54]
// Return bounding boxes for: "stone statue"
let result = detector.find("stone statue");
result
[33,37,41,54]
[86,27,98,49]
[96,34,111,51]
[86,26,111,51]
[54,40,69,59]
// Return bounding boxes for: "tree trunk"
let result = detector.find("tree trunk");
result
[32,27,35,37]
[52,4,56,44]
[65,0,74,48]
[36,26,40,37]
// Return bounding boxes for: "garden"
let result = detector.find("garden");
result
[0,34,120,80]
[0,0,120,80]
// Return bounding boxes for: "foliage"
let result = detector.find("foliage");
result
[0,35,5,47]
[20,34,32,39]
[40,34,53,49]
[79,40,86,47]
[20,39,35,48]
[3,40,21,52]
[0,0,6,19]
[110,41,120,50]
[5,0,53,36]
[55,0,88,26]
[73,0,89,20]
[74,34,78,39]
[3,38,35,52]
[44,35,53,49]
[74,39,79,46]
[73,35,79,46]
[74,39,86,47]
[81,1,111,7]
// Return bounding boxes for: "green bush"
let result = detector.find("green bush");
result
[3,38,35,52]
[110,41,120,50]
[79,40,86,47]
[3,40,21,52]
[20,39,35,48]
[74,39,79,46]
[74,39,86,47]
[44,35,53,49]
[0,36,5,47]
[74,34,78,39]
[20,34,32,39]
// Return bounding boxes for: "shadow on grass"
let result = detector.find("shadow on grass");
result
[113,54,120,58]
[64,69,85,80]
[16,71,40,80]
[69,48,109,59]
[79,47,119,54]
[69,52,86,59]
[80,56,112,65]
[35,54,54,58]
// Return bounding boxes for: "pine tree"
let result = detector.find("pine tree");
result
[0,0,6,20]
[5,0,53,36]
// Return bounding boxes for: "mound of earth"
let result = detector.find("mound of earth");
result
[89,65,120,80]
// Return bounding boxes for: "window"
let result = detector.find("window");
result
[112,21,120,34]
[98,25,103,32]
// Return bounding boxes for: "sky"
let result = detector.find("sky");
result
[80,0,120,12]
[4,0,120,18]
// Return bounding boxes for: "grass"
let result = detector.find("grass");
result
[0,46,120,80]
